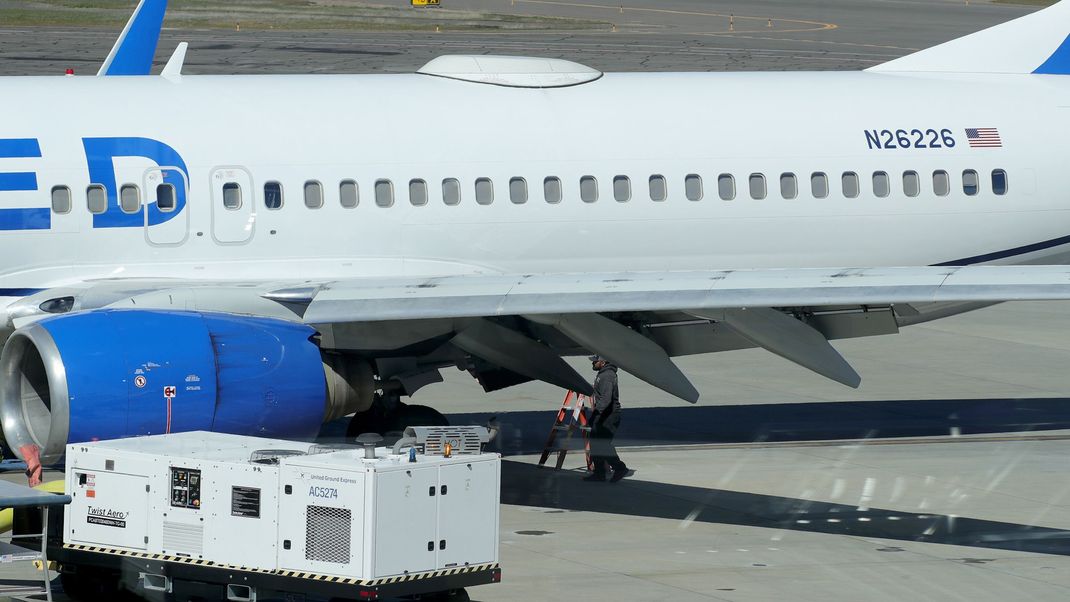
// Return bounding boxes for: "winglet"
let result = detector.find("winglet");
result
[868,0,1070,75]
[97,0,168,76]
[160,42,187,80]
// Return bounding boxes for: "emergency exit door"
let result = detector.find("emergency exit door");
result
[210,166,255,244]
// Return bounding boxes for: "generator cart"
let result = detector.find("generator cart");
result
[45,428,502,601]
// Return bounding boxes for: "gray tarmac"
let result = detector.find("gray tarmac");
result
[4,0,1070,601]
[0,0,1042,75]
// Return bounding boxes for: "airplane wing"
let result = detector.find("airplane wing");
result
[288,265,1070,323]
[8,264,1070,404]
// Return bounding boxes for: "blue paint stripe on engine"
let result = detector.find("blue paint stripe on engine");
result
[0,209,50,231]
[44,310,218,443]
[1034,34,1070,75]
[204,313,326,438]
[38,309,326,447]
[0,139,41,159]
[935,233,1070,266]
[0,173,38,192]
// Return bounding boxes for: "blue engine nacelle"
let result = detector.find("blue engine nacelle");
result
[0,309,367,462]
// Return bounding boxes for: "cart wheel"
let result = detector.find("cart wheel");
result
[59,568,121,601]
[419,588,470,601]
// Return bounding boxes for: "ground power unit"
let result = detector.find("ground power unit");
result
[51,429,501,601]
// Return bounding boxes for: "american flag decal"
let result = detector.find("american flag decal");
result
[965,128,1002,148]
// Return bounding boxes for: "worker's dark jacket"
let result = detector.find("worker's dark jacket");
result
[592,364,621,434]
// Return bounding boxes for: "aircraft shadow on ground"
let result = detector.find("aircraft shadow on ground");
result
[448,397,1070,455]
[501,460,1070,557]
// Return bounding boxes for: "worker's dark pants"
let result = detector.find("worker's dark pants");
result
[589,413,626,476]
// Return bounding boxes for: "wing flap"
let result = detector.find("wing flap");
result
[452,319,593,395]
[528,313,700,403]
[691,308,861,388]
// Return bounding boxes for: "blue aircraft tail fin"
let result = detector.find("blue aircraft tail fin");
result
[97,0,168,76]
[868,0,1070,75]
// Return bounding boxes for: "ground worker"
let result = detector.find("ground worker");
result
[583,355,629,482]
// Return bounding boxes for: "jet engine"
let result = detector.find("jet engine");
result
[0,309,374,462]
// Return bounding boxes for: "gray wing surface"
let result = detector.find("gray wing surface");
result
[291,266,1070,323]
[8,265,1070,402]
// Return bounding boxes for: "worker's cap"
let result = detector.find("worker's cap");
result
[588,355,607,362]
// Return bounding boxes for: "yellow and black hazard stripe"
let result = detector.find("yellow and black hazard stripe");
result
[365,563,499,586]
[63,544,498,586]
[63,544,276,576]
[276,570,362,584]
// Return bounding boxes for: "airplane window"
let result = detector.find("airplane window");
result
[872,171,890,198]
[509,177,528,204]
[51,186,71,215]
[749,173,766,200]
[87,185,107,214]
[841,172,859,198]
[264,181,283,210]
[544,177,562,204]
[933,170,950,196]
[475,178,494,205]
[718,174,735,200]
[409,179,428,207]
[442,178,461,206]
[780,173,797,200]
[684,174,702,201]
[120,184,141,214]
[580,176,598,203]
[613,176,631,202]
[811,172,828,199]
[992,169,1008,195]
[222,182,242,210]
[903,171,921,197]
[375,179,394,207]
[962,169,979,196]
[304,181,324,209]
[649,175,667,202]
[339,180,358,208]
[156,183,176,212]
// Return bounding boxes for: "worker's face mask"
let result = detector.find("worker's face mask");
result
[591,361,601,371]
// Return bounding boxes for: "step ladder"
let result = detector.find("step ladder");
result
[537,390,594,471]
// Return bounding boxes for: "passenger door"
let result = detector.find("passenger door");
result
[143,166,189,246]
[209,166,255,244]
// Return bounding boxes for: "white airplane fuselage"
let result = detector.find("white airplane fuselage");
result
[0,70,1066,297]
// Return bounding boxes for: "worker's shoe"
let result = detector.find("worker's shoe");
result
[582,473,607,482]
[609,467,629,483]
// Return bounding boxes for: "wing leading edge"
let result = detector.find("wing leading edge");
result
[289,265,1070,324]
[10,265,1070,404]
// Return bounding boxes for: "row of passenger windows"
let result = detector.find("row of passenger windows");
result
[254,169,1011,210]
[45,169,1010,215]
[49,183,177,215]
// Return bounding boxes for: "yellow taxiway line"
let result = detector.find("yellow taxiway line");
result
[513,0,838,34]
